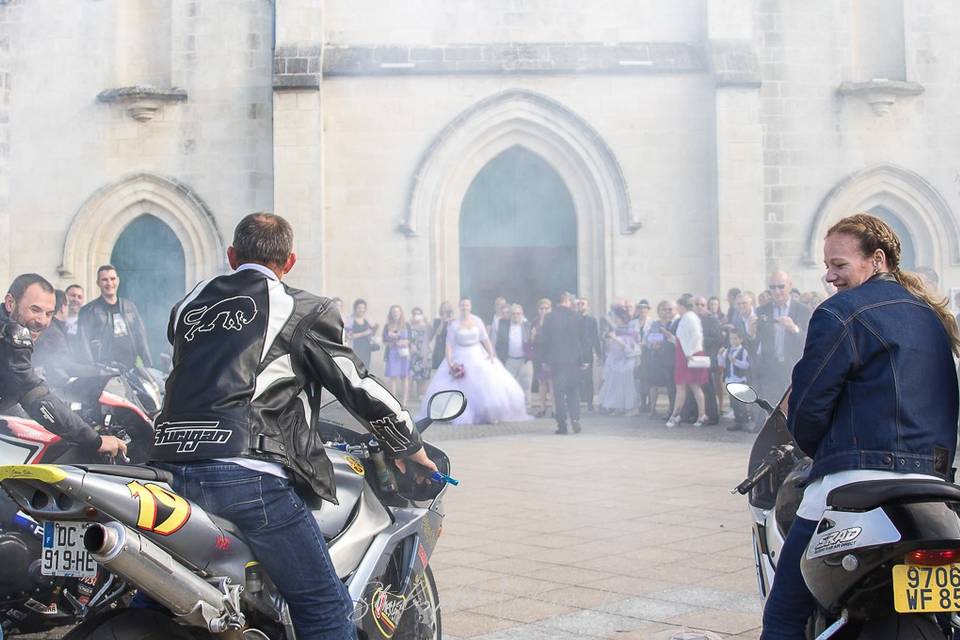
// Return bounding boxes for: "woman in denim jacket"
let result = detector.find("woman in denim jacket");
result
[761,213,960,639]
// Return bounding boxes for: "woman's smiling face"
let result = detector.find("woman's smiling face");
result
[824,232,881,292]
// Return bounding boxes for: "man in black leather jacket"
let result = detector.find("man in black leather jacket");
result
[78,266,152,369]
[152,213,436,639]
[0,273,126,457]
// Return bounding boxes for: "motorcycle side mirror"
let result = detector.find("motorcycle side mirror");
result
[726,383,758,405]
[427,391,467,422]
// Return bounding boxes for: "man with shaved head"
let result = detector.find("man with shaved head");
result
[749,270,812,430]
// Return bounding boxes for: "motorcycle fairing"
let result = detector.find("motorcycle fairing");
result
[351,506,444,640]
[806,508,901,560]
[802,500,960,615]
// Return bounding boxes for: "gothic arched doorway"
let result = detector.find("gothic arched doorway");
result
[459,146,578,320]
[110,214,186,362]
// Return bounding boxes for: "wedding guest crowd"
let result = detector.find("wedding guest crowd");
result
[332,267,842,429]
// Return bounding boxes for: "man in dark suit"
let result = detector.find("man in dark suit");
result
[539,292,591,434]
[576,297,602,412]
[750,270,812,430]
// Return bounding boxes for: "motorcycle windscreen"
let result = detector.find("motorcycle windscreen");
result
[746,388,799,509]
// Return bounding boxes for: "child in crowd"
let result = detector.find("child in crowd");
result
[718,331,752,432]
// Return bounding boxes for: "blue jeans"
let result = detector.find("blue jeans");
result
[761,516,818,640]
[155,461,357,640]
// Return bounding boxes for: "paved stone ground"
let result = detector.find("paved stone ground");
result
[427,413,763,640]
[23,411,763,639]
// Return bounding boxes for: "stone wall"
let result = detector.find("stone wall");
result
[0,0,19,286]
[5,0,274,292]
[319,72,717,318]
[757,0,960,292]
[324,0,708,44]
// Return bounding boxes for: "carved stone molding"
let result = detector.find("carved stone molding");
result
[97,86,188,122]
[837,80,924,117]
[805,163,959,269]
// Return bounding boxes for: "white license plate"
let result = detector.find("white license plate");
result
[42,521,97,577]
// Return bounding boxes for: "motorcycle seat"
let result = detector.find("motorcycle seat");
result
[72,463,175,485]
[827,479,960,511]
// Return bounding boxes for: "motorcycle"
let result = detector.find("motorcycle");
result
[0,369,155,636]
[728,382,960,638]
[0,389,465,640]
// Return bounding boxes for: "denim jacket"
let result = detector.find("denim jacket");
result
[787,273,959,482]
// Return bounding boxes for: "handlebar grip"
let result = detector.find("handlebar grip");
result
[430,471,459,486]
[731,461,772,495]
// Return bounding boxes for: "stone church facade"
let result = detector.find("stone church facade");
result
[1,0,958,349]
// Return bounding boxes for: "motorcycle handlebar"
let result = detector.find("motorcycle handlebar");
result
[731,460,773,495]
[731,444,795,495]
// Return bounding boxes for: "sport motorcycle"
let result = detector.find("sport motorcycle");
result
[0,389,465,640]
[729,382,960,638]
[0,369,155,636]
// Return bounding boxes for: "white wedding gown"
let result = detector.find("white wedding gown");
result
[421,317,530,425]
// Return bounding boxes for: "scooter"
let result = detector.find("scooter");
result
[0,370,155,636]
[0,390,465,640]
[729,382,960,638]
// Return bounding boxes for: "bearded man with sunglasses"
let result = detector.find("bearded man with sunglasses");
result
[748,270,811,430]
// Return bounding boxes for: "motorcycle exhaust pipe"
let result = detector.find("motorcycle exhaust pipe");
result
[84,522,227,620]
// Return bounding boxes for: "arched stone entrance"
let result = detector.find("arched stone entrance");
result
[110,214,186,360]
[403,89,635,314]
[805,164,959,272]
[59,172,225,291]
[460,145,578,318]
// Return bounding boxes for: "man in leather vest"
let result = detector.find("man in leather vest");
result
[0,273,126,458]
[151,213,436,639]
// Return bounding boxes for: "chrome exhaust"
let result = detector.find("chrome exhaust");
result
[84,522,244,633]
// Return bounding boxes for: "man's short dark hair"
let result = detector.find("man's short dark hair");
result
[97,265,117,278]
[558,291,575,304]
[232,213,293,267]
[54,289,67,310]
[7,273,55,303]
[65,284,83,294]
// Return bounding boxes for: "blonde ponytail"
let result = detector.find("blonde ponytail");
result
[893,269,960,356]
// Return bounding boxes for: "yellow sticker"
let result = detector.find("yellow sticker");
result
[344,455,365,476]
[0,464,67,483]
[127,481,192,536]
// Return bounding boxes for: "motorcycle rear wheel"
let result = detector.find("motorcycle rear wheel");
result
[62,609,198,640]
[393,566,441,640]
[853,614,945,639]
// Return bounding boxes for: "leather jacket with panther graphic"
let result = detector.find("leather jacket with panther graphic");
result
[153,266,422,502]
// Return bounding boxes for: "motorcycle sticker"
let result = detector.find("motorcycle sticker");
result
[807,508,901,559]
[126,481,192,536]
[344,455,365,476]
[371,586,406,639]
[813,526,861,553]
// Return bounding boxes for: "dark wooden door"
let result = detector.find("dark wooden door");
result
[110,214,186,362]
[459,145,578,322]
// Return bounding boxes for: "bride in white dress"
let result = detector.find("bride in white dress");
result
[421,298,530,425]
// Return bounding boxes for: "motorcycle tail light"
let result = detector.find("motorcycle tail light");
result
[905,549,960,565]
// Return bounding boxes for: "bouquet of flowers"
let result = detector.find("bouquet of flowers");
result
[449,362,466,379]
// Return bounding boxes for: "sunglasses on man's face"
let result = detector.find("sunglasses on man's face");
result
[768,284,787,290]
